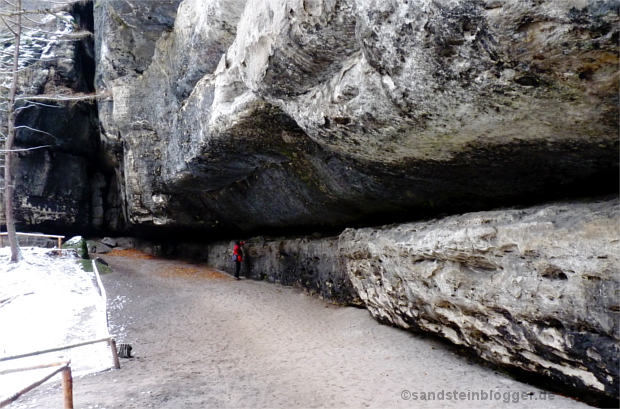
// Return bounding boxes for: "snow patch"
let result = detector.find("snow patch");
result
[0,247,115,401]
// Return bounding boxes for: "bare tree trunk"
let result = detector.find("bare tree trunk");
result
[4,0,22,262]
[1,1,95,259]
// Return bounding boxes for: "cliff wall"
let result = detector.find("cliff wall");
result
[93,0,618,236]
[0,2,100,235]
[341,196,619,401]
[5,1,617,237]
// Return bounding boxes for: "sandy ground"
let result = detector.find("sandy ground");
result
[10,253,593,409]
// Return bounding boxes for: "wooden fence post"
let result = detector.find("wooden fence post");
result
[109,338,121,369]
[61,366,74,409]
[0,362,70,408]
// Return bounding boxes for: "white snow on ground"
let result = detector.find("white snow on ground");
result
[0,247,114,403]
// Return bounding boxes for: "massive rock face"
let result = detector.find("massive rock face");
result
[88,2,619,396]
[0,2,100,235]
[340,196,619,400]
[94,0,618,236]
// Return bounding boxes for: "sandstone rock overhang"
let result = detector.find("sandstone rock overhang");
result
[3,1,616,402]
[92,0,618,238]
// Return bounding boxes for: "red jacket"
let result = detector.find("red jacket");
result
[233,244,243,262]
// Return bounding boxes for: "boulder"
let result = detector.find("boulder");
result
[63,236,90,259]
[87,241,112,254]
[13,234,58,249]
[101,237,117,247]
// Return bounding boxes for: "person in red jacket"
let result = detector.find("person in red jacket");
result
[232,241,245,280]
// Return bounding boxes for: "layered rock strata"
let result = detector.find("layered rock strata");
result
[171,235,361,305]
[340,196,619,400]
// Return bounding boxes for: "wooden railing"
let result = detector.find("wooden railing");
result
[0,361,73,408]
[0,336,120,409]
[0,336,120,366]
[0,232,65,249]
[0,260,120,408]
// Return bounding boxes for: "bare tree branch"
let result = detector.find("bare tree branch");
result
[14,125,58,139]
[0,14,16,35]
[14,101,63,113]
[17,92,106,102]
[1,145,51,152]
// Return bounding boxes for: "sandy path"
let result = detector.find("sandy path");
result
[11,255,590,409]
